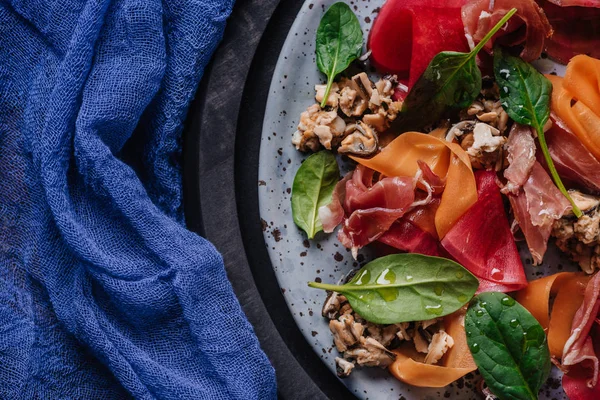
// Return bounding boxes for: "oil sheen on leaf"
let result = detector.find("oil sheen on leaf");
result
[465,292,551,400]
[291,151,340,239]
[308,254,478,324]
[316,2,363,107]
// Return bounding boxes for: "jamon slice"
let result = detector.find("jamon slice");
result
[369,0,469,88]
[562,272,600,399]
[502,123,536,195]
[539,114,600,193]
[541,1,600,63]
[462,0,552,62]
[441,171,527,292]
[546,0,600,8]
[330,165,417,255]
[508,162,571,265]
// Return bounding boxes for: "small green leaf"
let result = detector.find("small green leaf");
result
[316,2,363,108]
[291,151,340,238]
[395,8,517,132]
[494,47,582,217]
[465,292,551,400]
[399,51,482,131]
[308,254,478,324]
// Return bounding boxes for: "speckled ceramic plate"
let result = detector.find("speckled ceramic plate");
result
[258,1,574,398]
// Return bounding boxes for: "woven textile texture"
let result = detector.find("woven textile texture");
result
[0,0,277,398]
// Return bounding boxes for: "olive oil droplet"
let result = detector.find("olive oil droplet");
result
[509,319,519,328]
[501,296,515,307]
[471,343,480,354]
[377,288,398,301]
[458,295,468,303]
[376,268,396,285]
[425,304,443,315]
[475,309,484,317]
[354,269,370,285]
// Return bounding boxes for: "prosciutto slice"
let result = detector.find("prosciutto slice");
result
[328,165,416,255]
[542,1,600,63]
[502,123,536,195]
[546,0,600,7]
[562,272,600,384]
[561,272,600,399]
[462,0,552,62]
[509,162,571,264]
[319,172,352,233]
[539,114,600,193]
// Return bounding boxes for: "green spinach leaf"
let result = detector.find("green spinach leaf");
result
[494,47,582,217]
[465,292,551,400]
[316,2,363,108]
[291,151,340,238]
[308,254,478,324]
[396,8,517,131]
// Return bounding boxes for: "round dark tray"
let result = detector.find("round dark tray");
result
[182,1,354,399]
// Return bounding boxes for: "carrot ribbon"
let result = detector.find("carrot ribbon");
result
[547,55,600,162]
[515,272,591,358]
[388,309,476,387]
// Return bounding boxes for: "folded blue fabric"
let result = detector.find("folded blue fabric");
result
[0,0,277,398]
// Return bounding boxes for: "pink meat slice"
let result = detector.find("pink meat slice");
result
[508,162,571,265]
[562,273,600,400]
[503,123,536,195]
[462,0,552,61]
[538,114,600,193]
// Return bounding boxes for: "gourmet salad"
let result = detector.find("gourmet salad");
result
[288,0,600,399]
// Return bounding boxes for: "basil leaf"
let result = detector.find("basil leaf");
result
[395,8,517,132]
[494,47,582,217]
[316,2,363,108]
[308,254,478,324]
[465,292,551,400]
[291,151,340,238]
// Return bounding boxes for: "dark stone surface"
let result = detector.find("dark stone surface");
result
[183,0,355,399]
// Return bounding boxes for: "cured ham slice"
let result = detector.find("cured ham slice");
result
[369,0,469,88]
[462,0,552,61]
[502,123,536,194]
[542,1,600,64]
[441,171,528,292]
[508,191,552,266]
[509,162,571,265]
[546,0,600,8]
[352,132,477,239]
[330,165,416,255]
[539,114,600,193]
[562,272,600,389]
[319,172,352,233]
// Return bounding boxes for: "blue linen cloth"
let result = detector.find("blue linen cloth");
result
[0,0,277,398]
